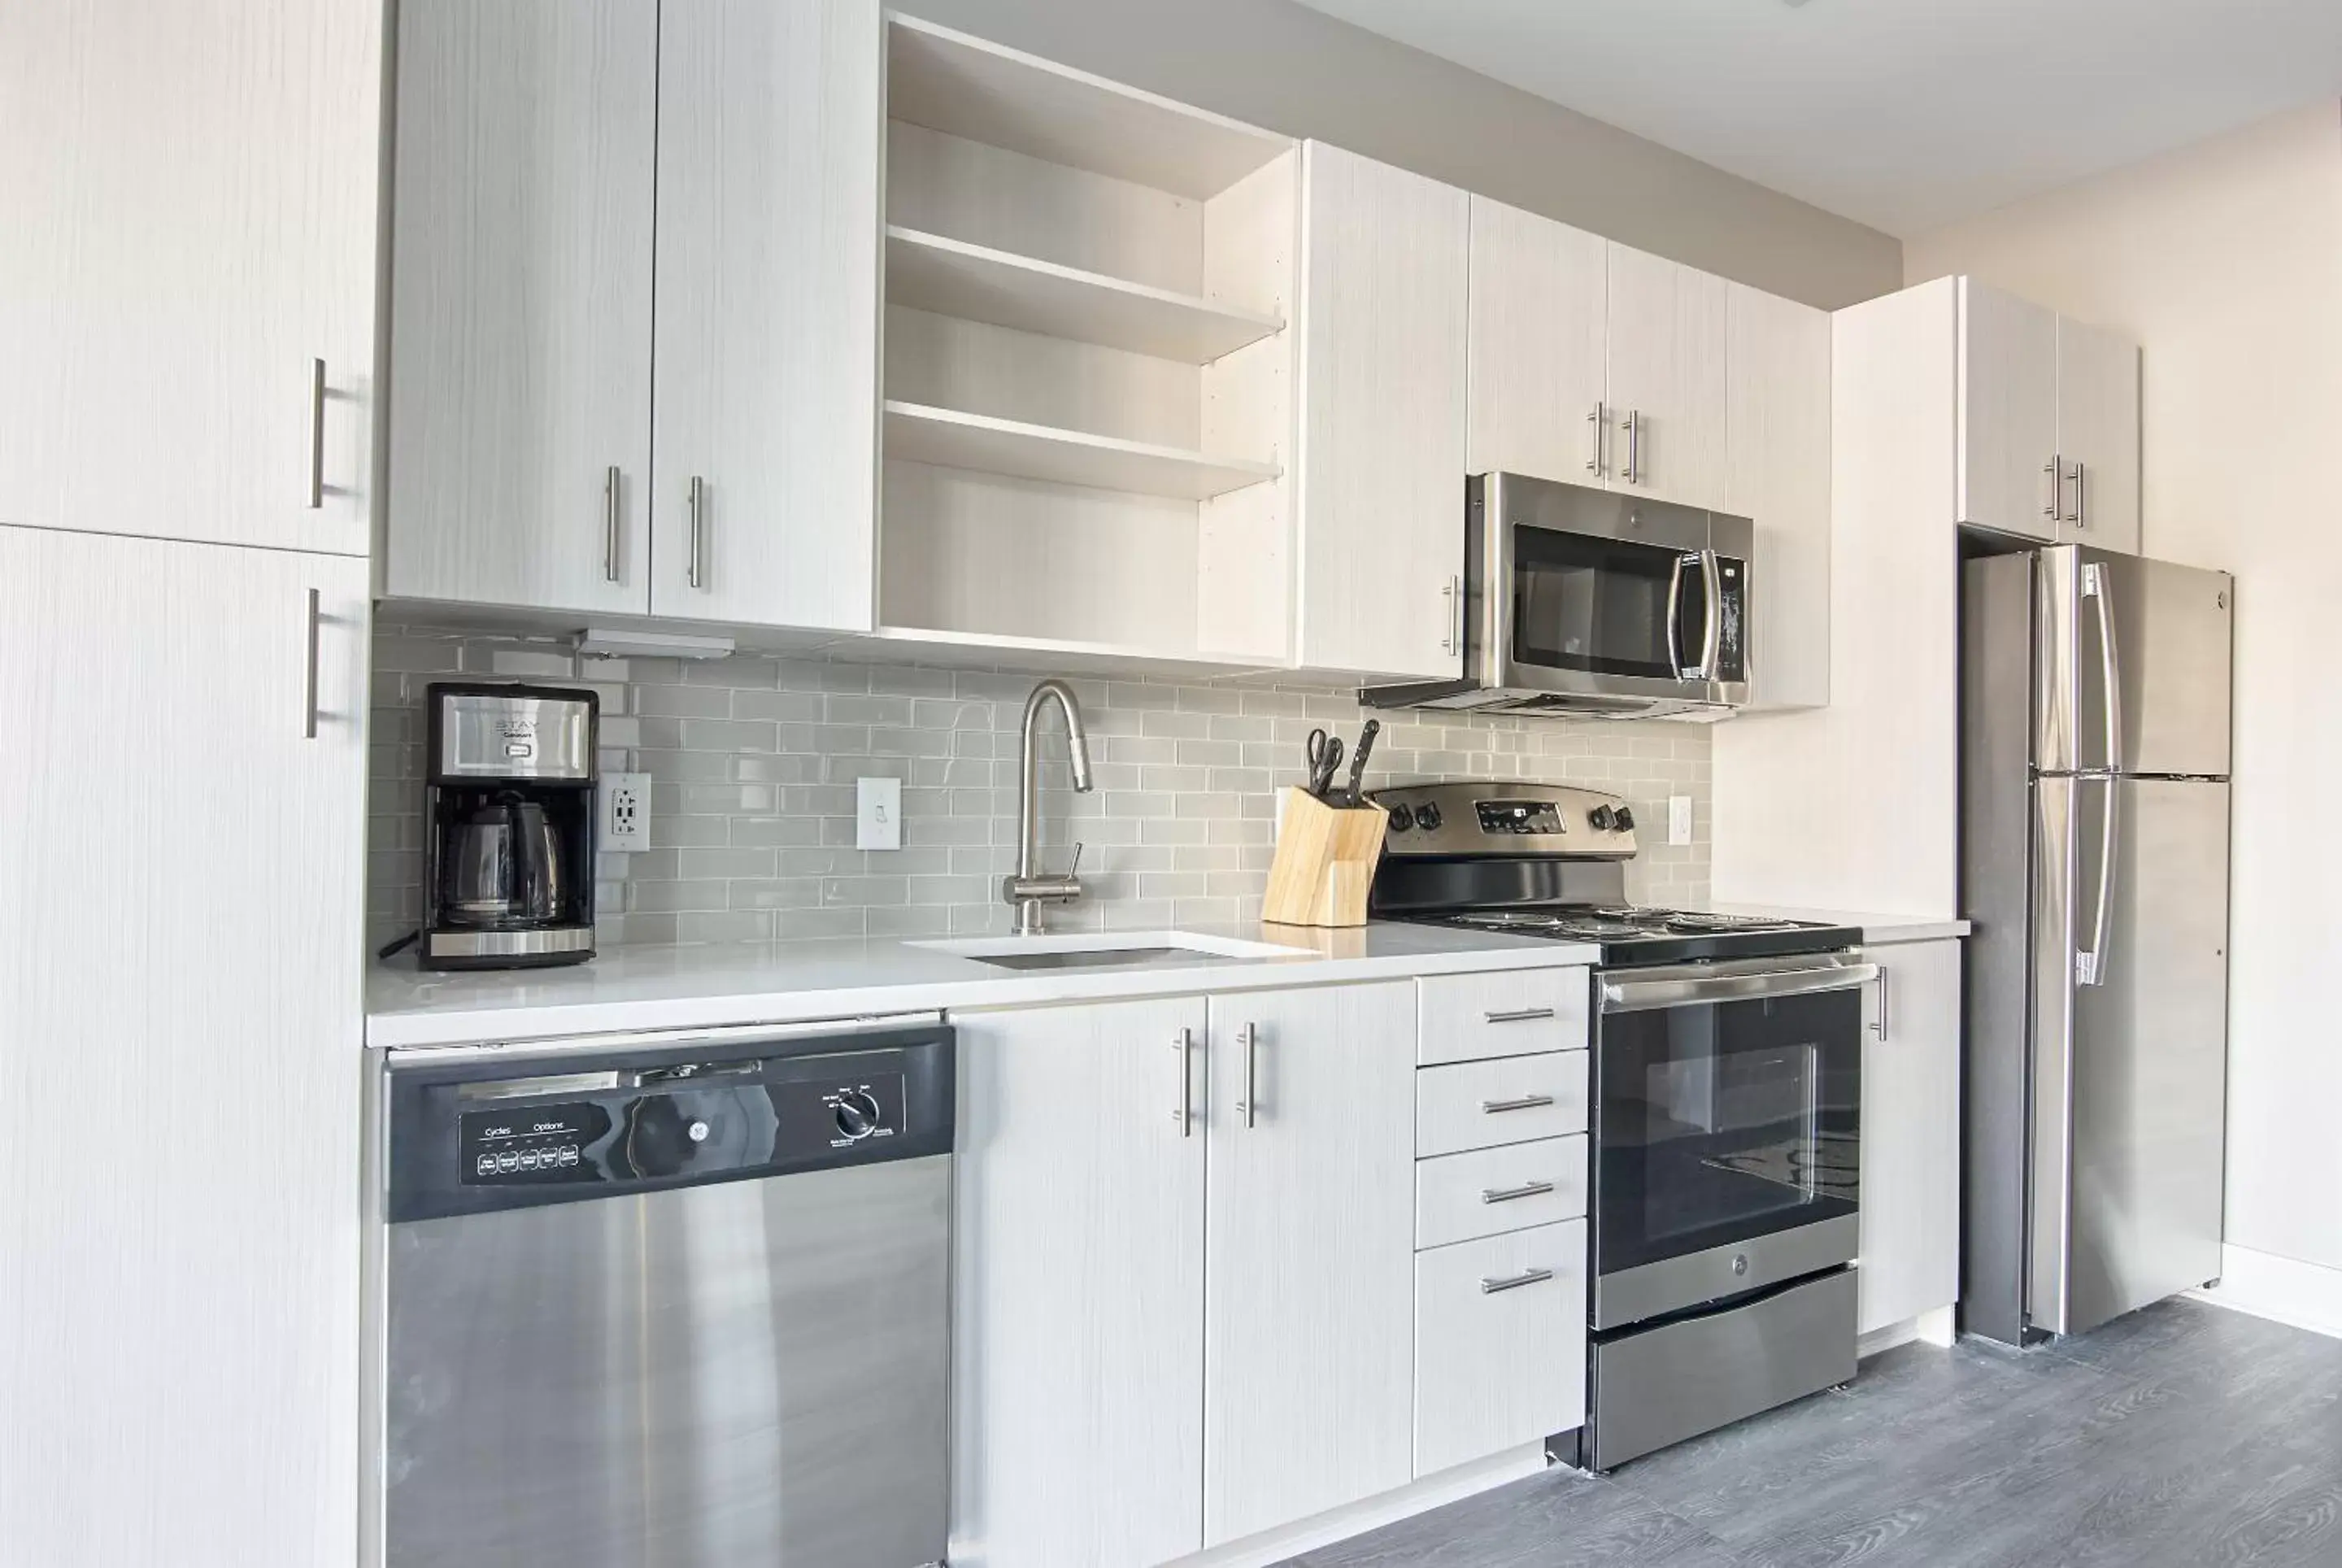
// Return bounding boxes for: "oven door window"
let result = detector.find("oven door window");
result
[1512,525,1704,682]
[1595,987,1861,1274]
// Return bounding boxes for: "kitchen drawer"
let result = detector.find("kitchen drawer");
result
[1415,1136,1587,1249]
[1413,1220,1587,1477]
[1416,1051,1588,1157]
[1417,969,1590,1065]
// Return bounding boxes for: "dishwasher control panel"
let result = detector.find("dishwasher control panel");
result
[390,1023,956,1222]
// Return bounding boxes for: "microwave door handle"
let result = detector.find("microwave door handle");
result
[1665,554,1687,679]
[1700,548,1723,682]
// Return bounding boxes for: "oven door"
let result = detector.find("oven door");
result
[1591,953,1874,1330]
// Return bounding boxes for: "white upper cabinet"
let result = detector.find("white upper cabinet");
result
[1604,243,1730,512]
[1203,982,1415,1545]
[1294,142,1470,682]
[1954,277,2140,553]
[386,0,657,613]
[651,0,882,629]
[1465,198,1608,486]
[1726,282,1832,709]
[2053,316,2141,554]
[0,0,380,555]
[1956,277,2060,541]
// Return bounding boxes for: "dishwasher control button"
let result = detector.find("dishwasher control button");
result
[518,1151,540,1170]
[833,1090,883,1142]
[475,1154,495,1176]
[686,1120,710,1143]
[495,1152,520,1173]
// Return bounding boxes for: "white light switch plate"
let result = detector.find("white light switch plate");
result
[857,777,903,851]
[600,772,651,853]
[1668,795,1694,847]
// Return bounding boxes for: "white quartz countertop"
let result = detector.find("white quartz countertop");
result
[367,922,1600,1051]
[1702,904,1972,944]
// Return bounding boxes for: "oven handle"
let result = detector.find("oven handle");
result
[1598,955,1878,1014]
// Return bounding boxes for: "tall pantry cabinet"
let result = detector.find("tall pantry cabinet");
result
[0,4,381,1565]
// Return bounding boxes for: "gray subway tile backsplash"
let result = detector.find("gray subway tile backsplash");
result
[369,625,1713,949]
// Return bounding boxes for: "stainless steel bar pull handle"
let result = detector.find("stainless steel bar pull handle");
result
[686,476,708,590]
[1622,408,1641,485]
[1482,1007,1556,1024]
[1172,1030,1193,1136]
[302,586,322,740]
[1586,402,1606,476]
[1480,1266,1555,1295]
[2077,776,2120,988]
[1870,965,1889,1039]
[1482,1094,1555,1115]
[2044,455,2060,520]
[603,466,621,583]
[1481,1180,1555,1205]
[307,358,327,510]
[1236,1023,1260,1130]
[1664,554,1687,678]
[1439,575,1463,656]
[2084,561,2123,773]
[2070,460,2087,528]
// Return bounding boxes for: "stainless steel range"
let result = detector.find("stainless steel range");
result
[1371,782,1875,1471]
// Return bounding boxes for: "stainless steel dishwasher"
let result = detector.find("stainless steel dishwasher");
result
[365,1017,954,1568]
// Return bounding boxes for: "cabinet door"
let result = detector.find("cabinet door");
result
[1204,982,1415,1545]
[1604,243,1729,509]
[1465,198,1608,486]
[1956,278,2059,539]
[1857,939,1964,1335]
[385,0,656,612]
[1726,282,1832,709]
[951,1000,1207,1568]
[2055,316,2142,555]
[1295,142,1469,682]
[0,0,378,555]
[0,527,367,1566]
[649,0,882,629]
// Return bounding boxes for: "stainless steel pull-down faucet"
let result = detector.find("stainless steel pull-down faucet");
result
[1003,678,1095,934]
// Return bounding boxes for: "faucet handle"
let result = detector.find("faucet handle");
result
[1068,841,1085,878]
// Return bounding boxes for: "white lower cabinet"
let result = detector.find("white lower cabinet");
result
[949,996,1208,1568]
[1414,1221,1588,1478]
[1202,982,1416,1545]
[1857,938,1965,1335]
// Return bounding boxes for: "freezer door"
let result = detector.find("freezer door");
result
[2035,547,2232,777]
[2028,777,2230,1337]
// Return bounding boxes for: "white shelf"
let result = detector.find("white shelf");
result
[887,15,1291,200]
[883,400,1281,501]
[886,226,1283,364]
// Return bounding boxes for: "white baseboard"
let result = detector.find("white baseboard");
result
[2187,1244,2342,1342]
[1173,1443,1548,1567]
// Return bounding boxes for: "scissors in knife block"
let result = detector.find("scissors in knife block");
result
[1304,728,1344,799]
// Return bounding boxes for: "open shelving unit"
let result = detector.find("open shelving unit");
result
[877,15,1302,666]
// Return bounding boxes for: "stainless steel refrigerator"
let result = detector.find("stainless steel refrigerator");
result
[1962,545,2233,1346]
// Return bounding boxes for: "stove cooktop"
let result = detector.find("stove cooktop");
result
[1414,905,1863,968]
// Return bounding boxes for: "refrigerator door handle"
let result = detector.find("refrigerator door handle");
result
[2083,561,2123,773]
[2076,777,2119,987]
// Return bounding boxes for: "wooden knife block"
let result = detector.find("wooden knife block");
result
[1261,787,1387,928]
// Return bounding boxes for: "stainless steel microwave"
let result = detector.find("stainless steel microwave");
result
[1363,472,1753,720]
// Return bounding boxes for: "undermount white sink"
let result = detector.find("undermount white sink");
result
[914,930,1311,972]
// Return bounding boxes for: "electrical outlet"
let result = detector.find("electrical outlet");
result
[600,772,651,853]
[1668,795,1695,847]
[856,777,902,852]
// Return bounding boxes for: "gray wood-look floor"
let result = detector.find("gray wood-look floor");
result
[1283,1300,2342,1567]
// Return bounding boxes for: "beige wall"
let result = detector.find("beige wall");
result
[1906,104,2342,1276]
[903,0,1902,310]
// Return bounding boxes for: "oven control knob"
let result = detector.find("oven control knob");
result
[1413,802,1443,832]
[1613,806,1636,832]
[1386,804,1414,833]
[1589,805,1616,832]
[834,1090,883,1142]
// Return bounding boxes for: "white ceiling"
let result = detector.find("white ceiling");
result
[1291,0,2342,235]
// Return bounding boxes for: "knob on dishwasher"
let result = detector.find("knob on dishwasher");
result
[834,1090,883,1141]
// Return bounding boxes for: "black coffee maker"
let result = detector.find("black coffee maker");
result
[420,683,599,969]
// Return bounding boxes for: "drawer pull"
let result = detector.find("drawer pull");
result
[1480,1266,1556,1295]
[1481,1094,1556,1115]
[1481,1179,1556,1205]
[1482,1006,1557,1024]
